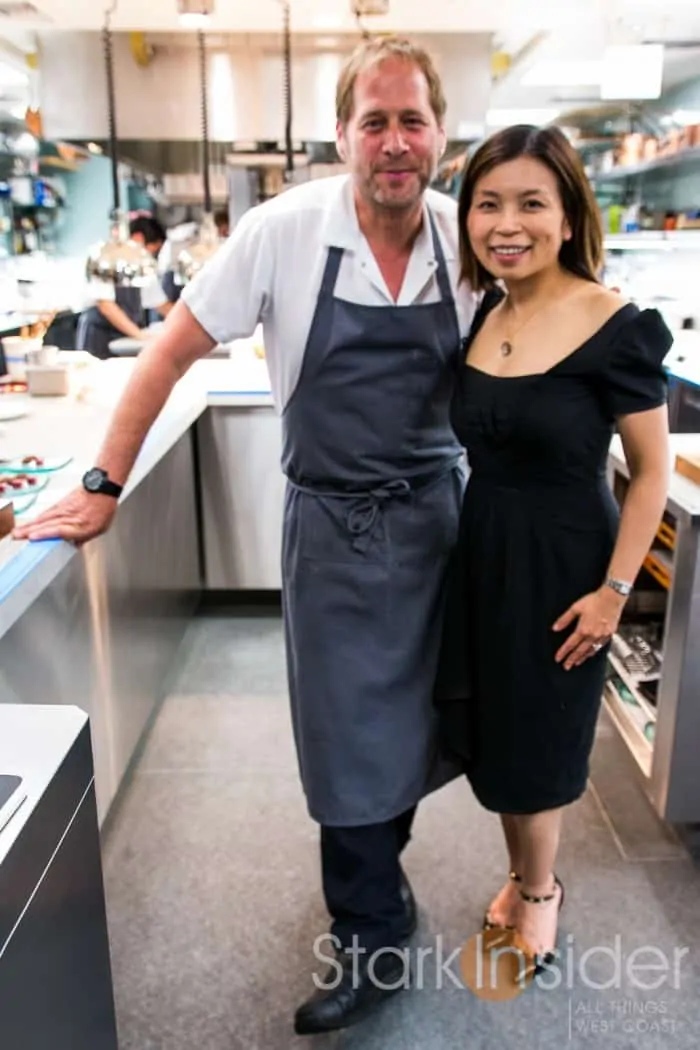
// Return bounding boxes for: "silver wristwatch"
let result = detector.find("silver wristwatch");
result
[605,576,633,598]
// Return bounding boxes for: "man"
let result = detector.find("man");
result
[77,215,173,359]
[17,37,476,1033]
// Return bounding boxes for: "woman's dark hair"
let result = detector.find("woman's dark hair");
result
[458,124,604,291]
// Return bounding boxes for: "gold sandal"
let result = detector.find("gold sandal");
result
[482,870,522,931]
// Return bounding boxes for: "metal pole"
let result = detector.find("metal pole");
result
[282,0,294,177]
[103,21,120,214]
[198,29,212,213]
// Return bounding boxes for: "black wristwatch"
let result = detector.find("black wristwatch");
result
[82,467,123,499]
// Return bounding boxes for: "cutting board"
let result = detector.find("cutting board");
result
[675,452,700,486]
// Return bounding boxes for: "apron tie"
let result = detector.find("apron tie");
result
[346,479,412,552]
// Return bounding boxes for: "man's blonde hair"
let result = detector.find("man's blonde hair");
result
[336,36,446,126]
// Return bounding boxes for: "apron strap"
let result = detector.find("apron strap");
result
[426,209,455,307]
[318,246,344,299]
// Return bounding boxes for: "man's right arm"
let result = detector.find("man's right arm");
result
[14,205,272,545]
[96,299,145,340]
[13,301,215,544]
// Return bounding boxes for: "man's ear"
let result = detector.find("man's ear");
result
[438,126,447,159]
[336,119,347,163]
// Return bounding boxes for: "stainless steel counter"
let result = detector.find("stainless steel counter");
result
[0,432,200,823]
[0,705,119,1050]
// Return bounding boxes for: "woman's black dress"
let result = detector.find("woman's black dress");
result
[440,292,671,814]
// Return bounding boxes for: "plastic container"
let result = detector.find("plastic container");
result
[1,336,43,381]
[25,364,71,397]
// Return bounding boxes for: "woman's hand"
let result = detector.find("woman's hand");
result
[552,586,626,670]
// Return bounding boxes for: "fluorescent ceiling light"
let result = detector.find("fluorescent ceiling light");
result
[177,0,213,27]
[600,44,664,101]
[521,61,603,87]
[179,13,211,28]
[486,108,559,128]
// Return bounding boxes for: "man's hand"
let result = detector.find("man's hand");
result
[13,488,118,545]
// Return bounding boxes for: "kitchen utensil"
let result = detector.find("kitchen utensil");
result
[0,455,73,474]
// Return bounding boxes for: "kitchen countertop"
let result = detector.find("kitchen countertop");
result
[0,340,273,640]
[0,704,88,864]
[609,432,700,523]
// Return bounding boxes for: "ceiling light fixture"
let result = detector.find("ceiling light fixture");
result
[486,108,560,128]
[521,60,604,88]
[600,44,664,100]
[177,0,214,29]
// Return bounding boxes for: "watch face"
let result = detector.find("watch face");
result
[84,468,106,492]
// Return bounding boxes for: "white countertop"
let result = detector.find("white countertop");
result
[0,705,89,865]
[609,432,700,521]
[0,341,274,639]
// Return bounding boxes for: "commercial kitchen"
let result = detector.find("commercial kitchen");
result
[2,1,700,1048]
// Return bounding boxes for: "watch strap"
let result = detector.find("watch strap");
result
[97,477,123,498]
[605,576,633,598]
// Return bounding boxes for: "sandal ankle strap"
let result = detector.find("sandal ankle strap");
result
[508,871,522,882]
[519,886,557,904]
[519,875,560,904]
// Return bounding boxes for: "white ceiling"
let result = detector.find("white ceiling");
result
[0,0,622,35]
[1,0,699,123]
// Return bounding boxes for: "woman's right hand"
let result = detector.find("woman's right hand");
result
[13,488,118,545]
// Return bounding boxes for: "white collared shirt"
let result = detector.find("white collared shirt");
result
[182,174,478,412]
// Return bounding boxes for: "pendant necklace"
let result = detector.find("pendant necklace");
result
[500,299,546,357]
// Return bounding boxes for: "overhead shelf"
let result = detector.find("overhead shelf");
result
[591,145,700,183]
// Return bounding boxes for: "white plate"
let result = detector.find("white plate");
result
[0,397,31,422]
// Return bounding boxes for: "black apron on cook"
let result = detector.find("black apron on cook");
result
[76,286,145,359]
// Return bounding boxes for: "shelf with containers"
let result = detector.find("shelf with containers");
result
[605,434,700,820]
[588,128,700,235]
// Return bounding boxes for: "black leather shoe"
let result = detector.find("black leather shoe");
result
[294,951,408,1035]
[399,869,418,943]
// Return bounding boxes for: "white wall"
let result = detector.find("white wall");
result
[38,31,491,142]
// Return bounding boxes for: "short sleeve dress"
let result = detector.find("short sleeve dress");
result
[440,291,672,814]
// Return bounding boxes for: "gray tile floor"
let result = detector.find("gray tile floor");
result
[102,612,700,1050]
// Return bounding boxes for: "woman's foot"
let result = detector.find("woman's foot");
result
[513,875,564,972]
[483,871,521,929]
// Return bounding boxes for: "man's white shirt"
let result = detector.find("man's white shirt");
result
[182,175,478,413]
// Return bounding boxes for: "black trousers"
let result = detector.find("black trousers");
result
[320,805,417,954]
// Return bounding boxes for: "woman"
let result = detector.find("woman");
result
[441,125,671,973]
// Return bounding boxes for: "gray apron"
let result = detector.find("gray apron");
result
[282,210,465,827]
[76,286,144,359]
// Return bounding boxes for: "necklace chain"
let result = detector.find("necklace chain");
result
[499,298,548,357]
